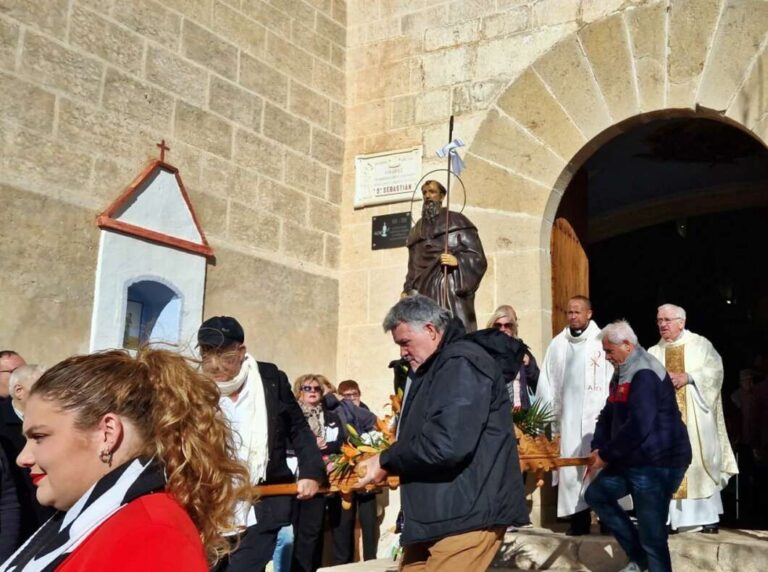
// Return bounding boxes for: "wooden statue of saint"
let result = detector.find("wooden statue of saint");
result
[402,180,487,331]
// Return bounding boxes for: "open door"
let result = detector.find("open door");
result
[550,169,589,335]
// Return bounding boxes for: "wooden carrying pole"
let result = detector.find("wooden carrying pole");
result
[441,115,454,310]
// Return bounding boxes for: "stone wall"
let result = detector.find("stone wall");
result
[0,0,345,377]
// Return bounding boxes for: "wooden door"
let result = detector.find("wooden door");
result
[551,217,589,335]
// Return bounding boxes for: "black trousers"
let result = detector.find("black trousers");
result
[291,495,326,572]
[213,496,293,572]
[328,493,380,563]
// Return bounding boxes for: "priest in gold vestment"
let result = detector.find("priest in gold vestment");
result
[648,304,738,533]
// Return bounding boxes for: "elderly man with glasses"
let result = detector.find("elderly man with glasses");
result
[648,304,737,535]
[196,317,324,572]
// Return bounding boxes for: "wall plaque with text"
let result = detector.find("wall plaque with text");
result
[355,147,422,208]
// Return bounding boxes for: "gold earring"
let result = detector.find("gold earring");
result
[99,449,113,467]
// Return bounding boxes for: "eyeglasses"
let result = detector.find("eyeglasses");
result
[200,349,242,367]
[656,318,683,325]
[341,391,360,399]
[492,322,514,331]
[301,385,322,393]
[0,367,18,375]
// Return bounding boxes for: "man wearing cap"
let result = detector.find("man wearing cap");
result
[198,317,325,572]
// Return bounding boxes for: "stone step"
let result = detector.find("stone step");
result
[319,527,768,571]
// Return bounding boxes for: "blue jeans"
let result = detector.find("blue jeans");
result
[272,525,294,572]
[585,465,686,572]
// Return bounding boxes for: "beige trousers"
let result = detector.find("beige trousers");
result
[400,527,505,571]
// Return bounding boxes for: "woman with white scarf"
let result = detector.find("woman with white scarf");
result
[0,348,252,571]
[289,374,346,572]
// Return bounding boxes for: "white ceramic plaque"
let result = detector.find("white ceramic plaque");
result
[354,146,422,208]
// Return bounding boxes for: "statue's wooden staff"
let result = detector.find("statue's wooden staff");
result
[440,115,455,311]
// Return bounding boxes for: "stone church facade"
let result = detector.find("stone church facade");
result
[2,0,767,423]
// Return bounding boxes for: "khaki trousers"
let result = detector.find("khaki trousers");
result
[400,527,505,571]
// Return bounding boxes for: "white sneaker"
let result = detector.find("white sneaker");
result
[618,563,647,572]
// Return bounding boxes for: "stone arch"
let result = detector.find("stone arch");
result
[461,0,768,353]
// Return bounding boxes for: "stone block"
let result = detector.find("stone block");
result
[146,46,207,106]
[391,95,416,129]
[467,209,544,255]
[161,0,213,26]
[481,7,530,39]
[497,68,585,161]
[200,155,235,199]
[0,0,68,38]
[203,246,338,379]
[102,68,174,128]
[339,270,368,325]
[263,103,311,154]
[424,20,480,52]
[292,21,331,60]
[313,59,346,102]
[0,184,98,361]
[113,0,182,50]
[331,0,345,25]
[582,0,626,23]
[415,89,450,124]
[340,221,374,270]
[265,33,313,81]
[210,76,263,131]
[174,101,233,159]
[1,123,92,192]
[76,0,114,13]
[0,17,19,71]
[727,49,768,130]
[309,197,340,234]
[182,20,238,80]
[213,1,266,56]
[532,0,580,28]
[346,101,386,139]
[281,220,324,265]
[242,0,291,36]
[533,35,612,140]
[259,178,309,225]
[58,99,136,158]
[285,152,327,197]
[452,80,505,114]
[92,157,147,205]
[348,0,378,24]
[716,536,768,571]
[461,153,552,216]
[579,13,639,123]
[330,101,345,137]
[422,45,475,88]
[233,167,260,204]
[229,201,280,250]
[698,0,768,111]
[367,264,407,323]
[311,128,344,171]
[69,6,144,76]
[270,0,316,24]
[401,6,452,39]
[353,59,410,103]
[316,11,345,46]
[21,32,103,102]
[234,129,284,180]
[0,72,55,133]
[327,170,342,205]
[290,81,331,127]
[324,233,340,268]
[240,53,289,106]
[667,0,720,108]
[469,109,566,188]
[331,43,345,68]
[187,188,228,237]
[626,2,666,113]
[476,24,572,80]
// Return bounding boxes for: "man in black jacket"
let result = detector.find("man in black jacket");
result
[198,317,325,572]
[357,295,528,570]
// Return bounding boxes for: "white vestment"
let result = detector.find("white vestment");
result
[536,321,613,517]
[649,330,738,528]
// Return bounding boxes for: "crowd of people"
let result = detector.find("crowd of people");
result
[0,291,762,572]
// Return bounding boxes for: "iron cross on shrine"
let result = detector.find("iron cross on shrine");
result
[156,139,170,162]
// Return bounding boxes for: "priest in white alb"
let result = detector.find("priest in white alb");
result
[648,303,737,534]
[536,296,613,535]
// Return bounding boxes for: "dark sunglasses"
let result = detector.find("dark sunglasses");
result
[301,385,322,393]
[493,322,514,330]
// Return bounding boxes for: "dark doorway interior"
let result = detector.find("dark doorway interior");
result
[558,115,768,529]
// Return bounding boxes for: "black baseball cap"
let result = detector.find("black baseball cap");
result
[197,316,245,348]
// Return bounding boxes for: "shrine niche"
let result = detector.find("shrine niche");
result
[89,142,213,354]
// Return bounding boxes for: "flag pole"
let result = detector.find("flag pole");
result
[442,115,454,310]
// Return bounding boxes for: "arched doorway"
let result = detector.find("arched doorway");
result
[552,114,768,528]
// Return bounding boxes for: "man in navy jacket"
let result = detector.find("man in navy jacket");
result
[356,295,528,570]
[585,320,691,572]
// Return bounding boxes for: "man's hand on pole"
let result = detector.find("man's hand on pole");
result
[354,454,388,489]
[296,478,320,500]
